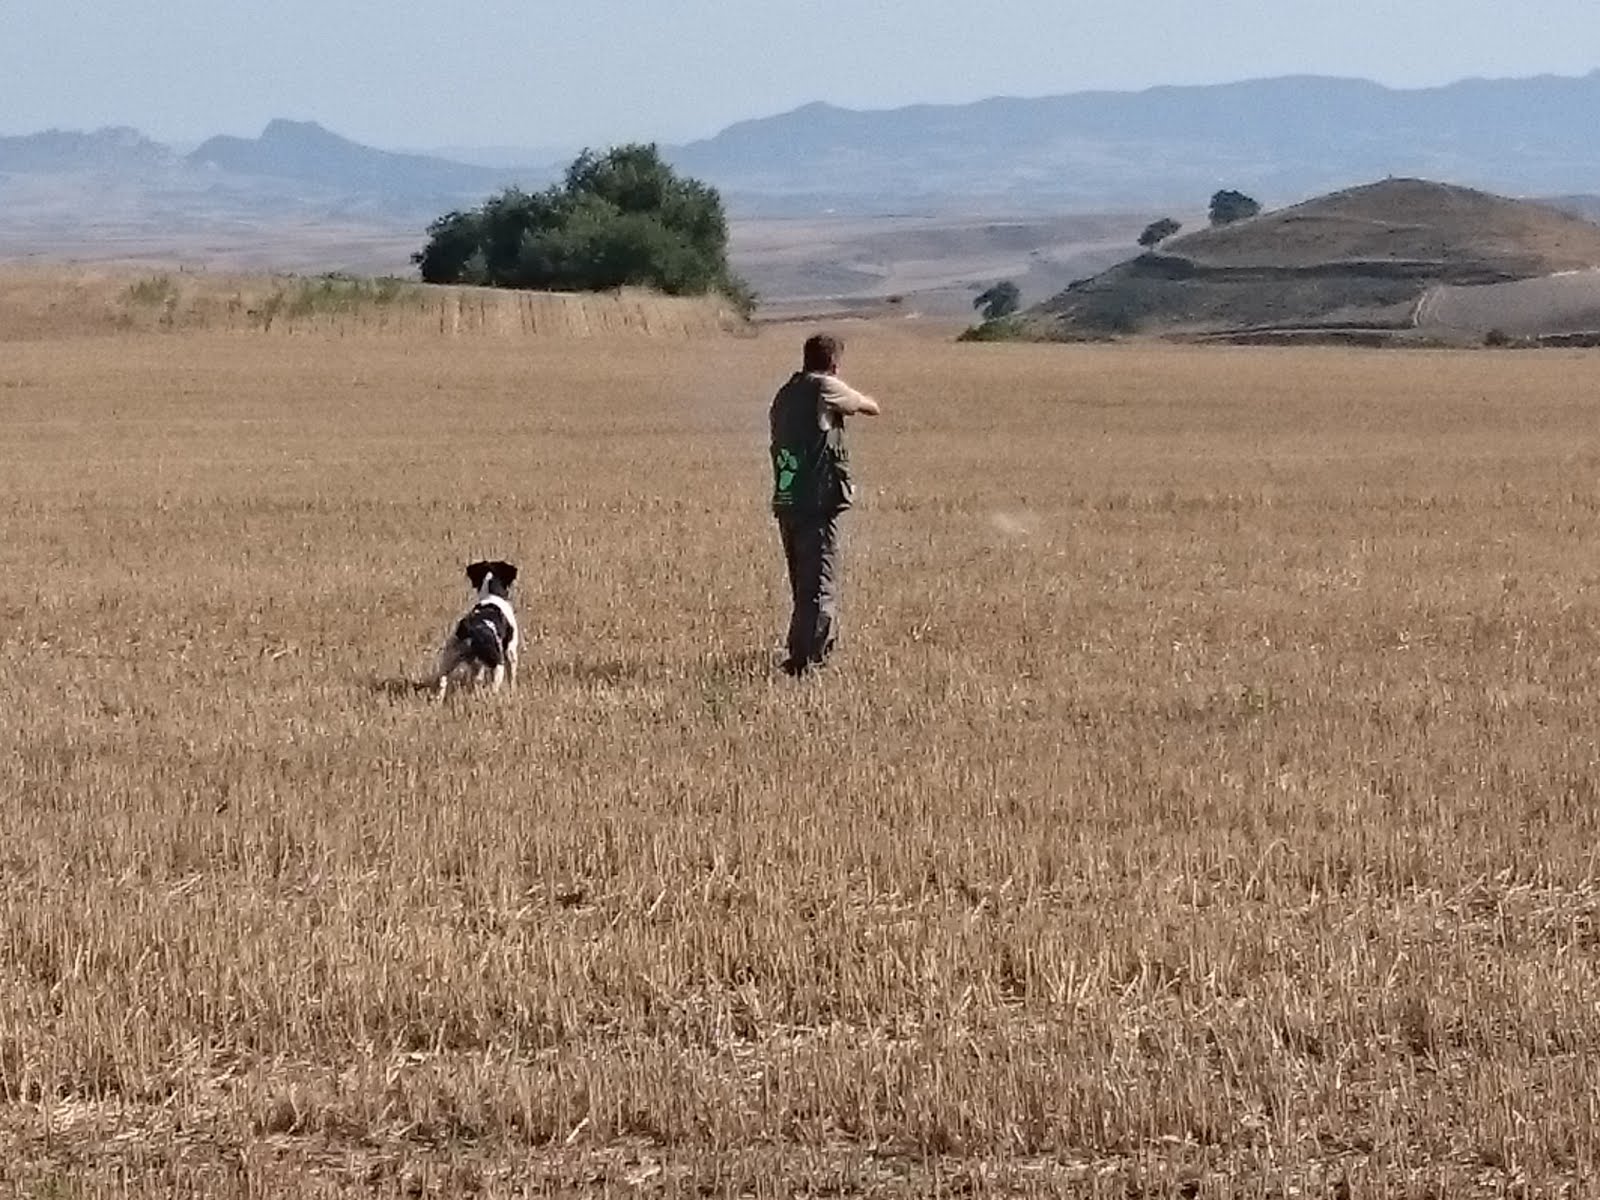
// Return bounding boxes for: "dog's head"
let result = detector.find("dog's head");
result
[466,560,518,598]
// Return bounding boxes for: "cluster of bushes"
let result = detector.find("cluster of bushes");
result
[118,272,420,332]
[252,275,417,330]
[123,274,181,309]
[956,315,1029,343]
[414,145,752,314]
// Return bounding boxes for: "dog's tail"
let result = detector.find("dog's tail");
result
[456,617,506,669]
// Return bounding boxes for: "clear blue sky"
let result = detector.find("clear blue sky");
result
[4,0,1596,152]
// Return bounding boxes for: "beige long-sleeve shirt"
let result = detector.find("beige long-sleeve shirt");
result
[811,373,881,425]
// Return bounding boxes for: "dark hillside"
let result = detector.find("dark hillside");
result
[1027,180,1600,340]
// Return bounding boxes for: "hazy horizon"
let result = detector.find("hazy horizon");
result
[3,0,1597,152]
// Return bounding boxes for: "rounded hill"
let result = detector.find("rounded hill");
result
[1029,179,1600,342]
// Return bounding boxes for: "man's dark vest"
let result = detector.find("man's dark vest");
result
[770,372,853,516]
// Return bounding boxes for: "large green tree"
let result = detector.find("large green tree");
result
[414,145,751,310]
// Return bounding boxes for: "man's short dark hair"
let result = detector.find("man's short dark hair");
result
[803,333,844,373]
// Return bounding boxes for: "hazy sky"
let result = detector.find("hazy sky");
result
[4,0,1597,152]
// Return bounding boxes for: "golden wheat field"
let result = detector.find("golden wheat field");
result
[5,275,1600,1197]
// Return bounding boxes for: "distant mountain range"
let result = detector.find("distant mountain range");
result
[189,120,542,199]
[2,71,1600,276]
[0,120,554,223]
[671,71,1600,211]
[0,126,177,173]
[7,71,1600,218]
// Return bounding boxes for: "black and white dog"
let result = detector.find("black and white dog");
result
[434,560,520,698]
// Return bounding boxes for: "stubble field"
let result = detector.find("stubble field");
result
[4,308,1600,1197]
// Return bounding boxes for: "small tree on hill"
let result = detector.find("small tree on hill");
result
[973,280,1021,321]
[413,144,752,311]
[1138,217,1182,249]
[1209,189,1262,227]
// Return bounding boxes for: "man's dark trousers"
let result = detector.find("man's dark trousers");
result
[778,510,841,671]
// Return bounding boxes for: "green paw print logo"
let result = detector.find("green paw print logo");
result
[775,448,800,494]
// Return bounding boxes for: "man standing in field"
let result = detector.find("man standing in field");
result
[769,333,881,676]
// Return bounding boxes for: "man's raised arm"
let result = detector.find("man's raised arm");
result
[818,374,881,417]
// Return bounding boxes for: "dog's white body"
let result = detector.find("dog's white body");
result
[434,561,520,698]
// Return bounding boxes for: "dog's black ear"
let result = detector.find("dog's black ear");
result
[491,561,518,588]
[465,561,490,589]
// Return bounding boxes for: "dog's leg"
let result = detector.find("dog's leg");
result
[507,641,519,691]
[489,663,506,692]
[434,644,464,700]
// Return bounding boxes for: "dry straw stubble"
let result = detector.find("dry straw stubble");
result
[2,311,1599,1196]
